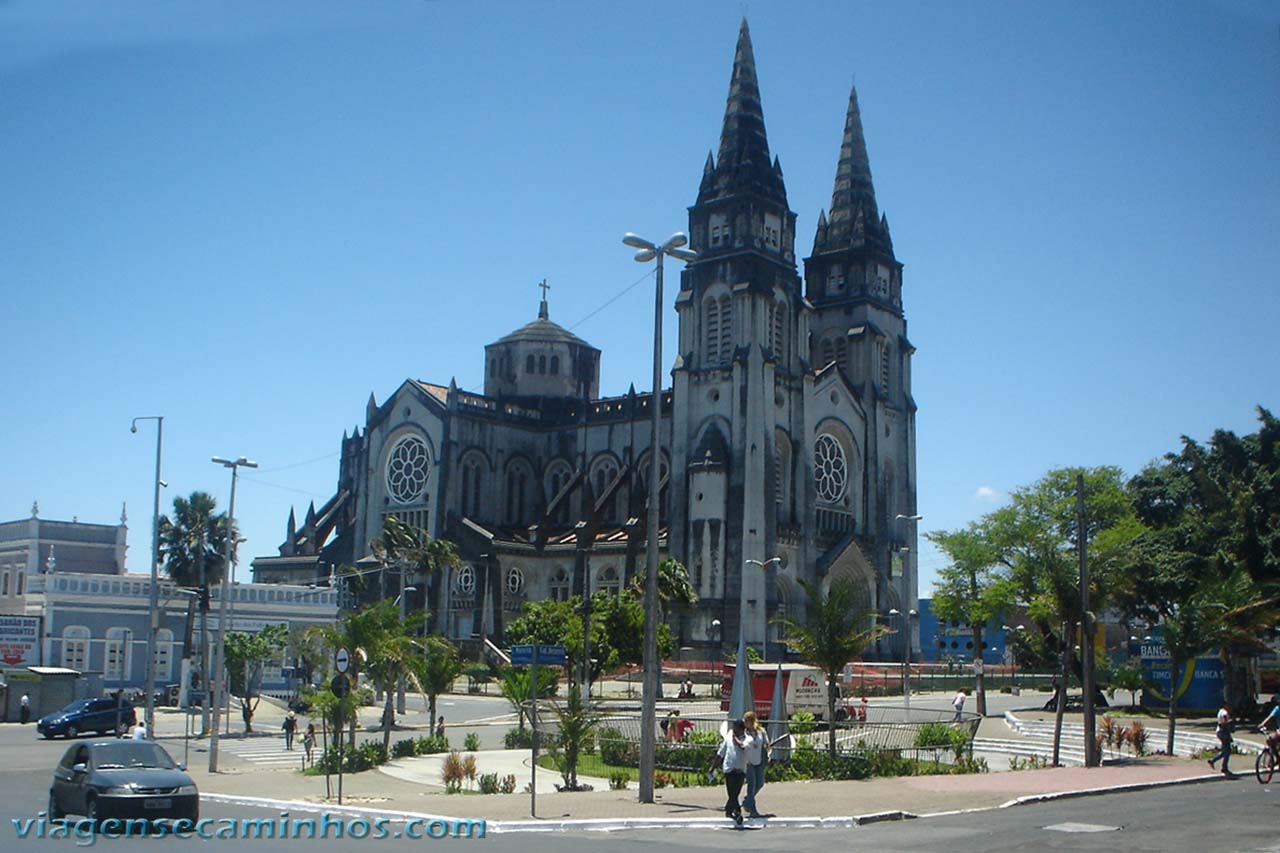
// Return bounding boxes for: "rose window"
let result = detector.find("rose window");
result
[456,565,476,595]
[814,434,848,503]
[506,567,524,596]
[385,435,430,504]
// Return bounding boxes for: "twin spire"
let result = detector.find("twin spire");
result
[700,20,890,256]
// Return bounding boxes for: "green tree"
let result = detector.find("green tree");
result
[373,515,460,634]
[223,624,289,732]
[158,491,232,589]
[776,578,890,757]
[498,666,559,730]
[1107,661,1145,710]
[417,636,463,728]
[547,689,603,791]
[927,524,1015,716]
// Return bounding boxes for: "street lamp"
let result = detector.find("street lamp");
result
[744,557,782,662]
[891,514,922,666]
[1003,624,1026,692]
[622,230,697,804]
[208,455,257,773]
[131,416,164,739]
[888,608,918,711]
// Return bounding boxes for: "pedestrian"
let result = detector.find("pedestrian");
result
[19,693,30,724]
[951,688,967,722]
[130,719,148,740]
[1208,701,1234,775]
[435,715,446,739]
[741,711,767,819]
[709,719,748,826]
[303,723,317,765]
[282,711,298,750]
[857,695,869,722]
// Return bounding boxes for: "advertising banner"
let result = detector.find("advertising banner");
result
[1136,638,1223,712]
[0,615,41,666]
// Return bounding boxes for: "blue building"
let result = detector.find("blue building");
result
[916,598,1007,665]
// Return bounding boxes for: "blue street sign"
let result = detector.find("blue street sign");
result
[511,644,567,666]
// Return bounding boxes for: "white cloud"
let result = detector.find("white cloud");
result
[974,485,1001,502]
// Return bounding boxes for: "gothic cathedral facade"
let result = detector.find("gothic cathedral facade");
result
[251,21,919,660]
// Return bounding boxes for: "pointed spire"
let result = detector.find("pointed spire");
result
[46,544,56,572]
[703,151,715,175]
[287,507,297,538]
[120,502,128,525]
[821,83,881,252]
[31,500,39,518]
[537,278,550,320]
[366,391,377,421]
[699,19,786,205]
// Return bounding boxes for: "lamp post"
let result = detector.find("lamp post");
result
[1003,624,1026,693]
[208,455,257,773]
[887,608,917,711]
[892,514,922,668]
[131,415,164,739]
[744,558,782,663]
[621,230,697,803]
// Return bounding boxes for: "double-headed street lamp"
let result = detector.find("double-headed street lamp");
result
[621,230,697,804]
[744,558,782,663]
[887,608,918,710]
[208,455,257,773]
[130,416,164,739]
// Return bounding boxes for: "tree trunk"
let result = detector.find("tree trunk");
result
[1166,658,1180,756]
[381,691,395,753]
[429,694,438,736]
[973,624,987,716]
[1052,622,1070,767]
[827,676,838,758]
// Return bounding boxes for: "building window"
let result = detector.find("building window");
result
[1,571,8,596]
[385,434,431,505]
[550,567,571,602]
[814,433,849,503]
[154,629,174,682]
[538,355,546,374]
[105,627,132,681]
[460,454,485,520]
[828,264,845,292]
[544,460,573,525]
[597,566,621,597]
[526,354,536,374]
[506,567,524,596]
[704,295,732,365]
[506,464,530,524]
[550,355,559,375]
[16,571,24,595]
[62,626,89,671]
[456,565,476,595]
[591,458,621,523]
[769,302,786,355]
[878,342,891,395]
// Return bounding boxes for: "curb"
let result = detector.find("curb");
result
[998,772,1229,808]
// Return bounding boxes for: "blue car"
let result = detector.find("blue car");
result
[37,698,137,739]
[48,739,199,824]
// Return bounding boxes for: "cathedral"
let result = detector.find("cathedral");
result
[250,21,919,661]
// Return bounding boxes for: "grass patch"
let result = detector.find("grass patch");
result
[534,753,707,787]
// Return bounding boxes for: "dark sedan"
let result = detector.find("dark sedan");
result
[48,740,198,824]
[37,698,136,738]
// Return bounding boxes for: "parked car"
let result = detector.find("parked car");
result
[48,739,198,824]
[37,698,137,739]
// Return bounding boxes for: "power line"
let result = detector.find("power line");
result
[257,451,339,474]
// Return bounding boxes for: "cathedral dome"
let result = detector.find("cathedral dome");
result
[483,290,601,400]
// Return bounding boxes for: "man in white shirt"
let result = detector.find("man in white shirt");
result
[19,693,30,724]
[710,719,748,825]
[130,719,148,741]
[1208,702,1233,775]
[952,689,967,721]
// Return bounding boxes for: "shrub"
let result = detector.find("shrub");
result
[391,738,417,759]
[478,773,500,794]
[599,728,638,767]
[355,685,375,706]
[654,771,675,788]
[464,732,481,752]
[504,727,532,749]
[499,774,517,794]
[462,753,478,790]
[415,734,450,755]
[441,751,465,793]
[1009,754,1049,771]
[1128,721,1148,756]
[789,711,817,736]
[913,723,970,759]
[1099,715,1117,747]
[608,771,629,791]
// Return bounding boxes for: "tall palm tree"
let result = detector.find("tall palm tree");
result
[374,515,460,634]
[416,636,463,732]
[776,578,890,757]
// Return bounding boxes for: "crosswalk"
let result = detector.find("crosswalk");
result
[209,735,311,769]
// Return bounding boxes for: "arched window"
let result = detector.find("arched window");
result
[597,566,621,597]
[506,566,524,596]
[105,627,132,681]
[590,456,622,523]
[62,625,89,671]
[769,301,787,356]
[505,462,532,524]
[636,451,670,519]
[814,433,849,503]
[550,567,572,602]
[538,355,547,374]
[385,434,430,505]
[526,354,536,374]
[774,432,792,517]
[544,460,573,525]
[154,628,174,682]
[460,453,486,520]
[550,355,560,375]
[879,342,891,394]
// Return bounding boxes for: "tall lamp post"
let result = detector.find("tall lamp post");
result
[621,230,697,803]
[208,455,257,773]
[131,416,164,739]
[887,608,918,711]
[892,514,922,679]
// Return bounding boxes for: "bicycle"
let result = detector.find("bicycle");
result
[1256,730,1278,784]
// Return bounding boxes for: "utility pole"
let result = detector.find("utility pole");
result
[1077,472,1097,767]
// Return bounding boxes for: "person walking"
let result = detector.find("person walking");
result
[1208,701,1234,775]
[19,693,30,724]
[952,689,967,722]
[741,711,767,819]
[282,711,298,750]
[709,719,748,826]
[303,723,317,766]
[435,715,446,739]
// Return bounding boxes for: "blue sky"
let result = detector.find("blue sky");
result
[3,0,1277,594]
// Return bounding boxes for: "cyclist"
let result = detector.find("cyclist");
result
[1259,694,1280,759]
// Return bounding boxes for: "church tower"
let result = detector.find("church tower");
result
[804,84,918,634]
[670,20,814,650]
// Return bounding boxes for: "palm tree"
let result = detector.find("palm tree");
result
[776,578,890,757]
[374,515,460,634]
[417,636,463,732]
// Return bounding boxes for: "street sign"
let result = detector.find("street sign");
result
[335,647,350,674]
[511,644,566,666]
[330,673,350,698]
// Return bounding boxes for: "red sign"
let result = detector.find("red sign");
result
[0,616,40,666]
